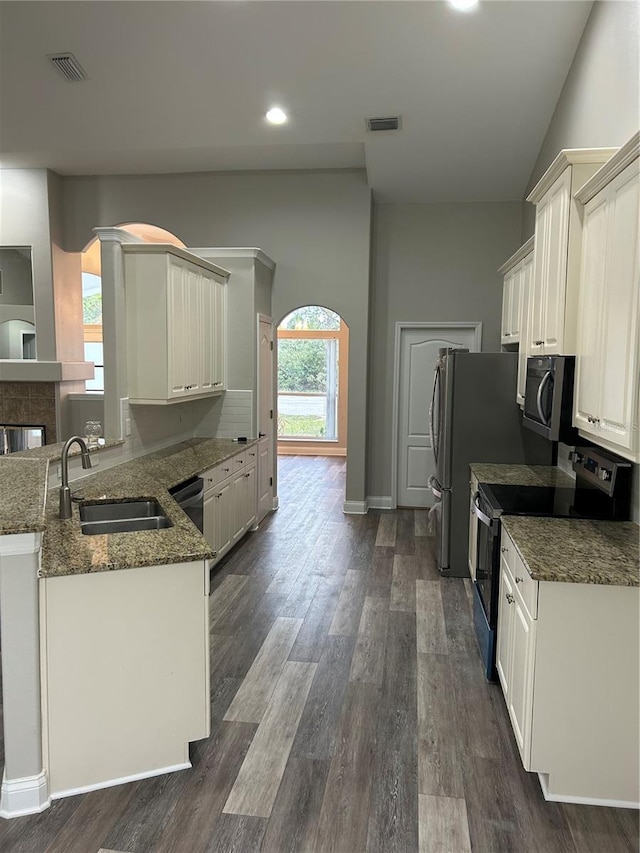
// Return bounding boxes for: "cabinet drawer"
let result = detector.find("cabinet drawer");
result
[230,450,247,472]
[501,530,538,619]
[202,459,233,491]
[245,445,258,468]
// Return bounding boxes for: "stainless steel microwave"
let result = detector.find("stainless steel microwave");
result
[523,355,578,442]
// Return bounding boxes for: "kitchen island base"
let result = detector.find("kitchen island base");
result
[40,559,210,798]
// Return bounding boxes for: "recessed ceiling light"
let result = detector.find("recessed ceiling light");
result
[448,0,479,11]
[266,107,288,125]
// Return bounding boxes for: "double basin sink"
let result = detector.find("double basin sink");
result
[79,499,173,535]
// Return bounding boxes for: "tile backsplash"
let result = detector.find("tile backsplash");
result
[0,381,57,444]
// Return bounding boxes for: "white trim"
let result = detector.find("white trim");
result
[92,226,144,244]
[0,532,42,556]
[538,773,639,810]
[120,243,230,279]
[497,236,535,275]
[189,247,276,271]
[367,495,393,509]
[50,761,191,802]
[526,147,618,204]
[0,770,51,819]
[343,500,368,515]
[272,496,280,511]
[0,360,93,383]
[391,322,482,510]
[575,131,639,203]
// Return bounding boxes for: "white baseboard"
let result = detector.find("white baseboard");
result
[367,495,394,510]
[50,761,191,802]
[538,773,639,809]
[0,770,51,819]
[343,500,368,515]
[272,496,280,510]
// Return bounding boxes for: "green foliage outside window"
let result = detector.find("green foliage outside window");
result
[278,339,327,392]
[82,293,102,324]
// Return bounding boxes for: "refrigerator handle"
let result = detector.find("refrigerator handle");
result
[536,370,552,426]
[429,366,440,465]
[472,491,492,528]
[428,475,442,500]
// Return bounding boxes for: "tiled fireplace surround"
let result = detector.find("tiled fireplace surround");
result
[0,381,57,445]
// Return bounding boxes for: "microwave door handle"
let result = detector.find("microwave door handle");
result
[536,370,552,427]
[472,491,492,528]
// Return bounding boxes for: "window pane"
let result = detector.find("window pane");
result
[279,306,340,331]
[277,338,338,440]
[82,272,102,324]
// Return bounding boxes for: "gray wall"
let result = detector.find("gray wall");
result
[0,249,33,306]
[62,169,372,503]
[523,0,640,237]
[367,200,524,498]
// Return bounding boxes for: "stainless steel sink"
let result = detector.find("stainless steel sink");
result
[79,499,173,535]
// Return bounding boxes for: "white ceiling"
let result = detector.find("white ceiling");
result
[0,0,594,202]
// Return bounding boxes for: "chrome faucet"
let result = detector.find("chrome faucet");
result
[59,436,92,519]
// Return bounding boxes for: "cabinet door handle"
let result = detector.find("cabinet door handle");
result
[223,467,230,473]
[506,593,515,604]
[236,459,244,464]
[215,493,222,499]
[515,576,524,584]
[501,546,508,554]
[245,473,251,478]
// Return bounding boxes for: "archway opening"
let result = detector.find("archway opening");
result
[276,305,349,457]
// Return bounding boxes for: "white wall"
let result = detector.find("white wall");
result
[61,169,372,504]
[523,0,640,236]
[0,170,57,361]
[367,200,523,498]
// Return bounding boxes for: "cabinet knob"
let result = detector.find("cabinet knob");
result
[506,593,515,604]
[236,459,244,464]
[501,546,508,553]
[245,473,251,478]
[215,493,222,499]
[223,467,230,473]
[515,576,524,584]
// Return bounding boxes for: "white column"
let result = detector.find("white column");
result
[93,227,143,441]
[0,533,50,818]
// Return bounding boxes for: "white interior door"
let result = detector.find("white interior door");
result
[396,325,479,508]
[257,316,274,522]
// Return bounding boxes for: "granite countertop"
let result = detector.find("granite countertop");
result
[10,438,125,461]
[470,463,575,488]
[501,516,640,587]
[0,457,50,534]
[2,437,257,577]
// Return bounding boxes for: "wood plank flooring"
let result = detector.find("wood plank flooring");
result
[0,454,638,852]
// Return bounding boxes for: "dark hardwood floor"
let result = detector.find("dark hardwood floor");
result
[0,454,638,852]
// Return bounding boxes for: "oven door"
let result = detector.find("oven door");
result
[472,491,499,627]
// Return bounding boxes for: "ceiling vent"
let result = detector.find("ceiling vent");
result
[366,116,401,133]
[47,53,87,82]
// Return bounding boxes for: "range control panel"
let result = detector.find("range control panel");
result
[572,446,631,496]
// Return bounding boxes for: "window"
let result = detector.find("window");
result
[82,271,103,392]
[277,306,348,455]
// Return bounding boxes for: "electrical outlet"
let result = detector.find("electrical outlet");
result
[125,418,131,436]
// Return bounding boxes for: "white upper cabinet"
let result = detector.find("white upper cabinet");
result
[123,245,229,405]
[526,147,617,357]
[497,236,534,405]
[573,134,640,462]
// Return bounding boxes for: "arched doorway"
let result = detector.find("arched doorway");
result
[276,306,349,457]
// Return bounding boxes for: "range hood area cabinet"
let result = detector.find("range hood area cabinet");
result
[526,147,617,357]
[123,245,230,405]
[572,134,640,462]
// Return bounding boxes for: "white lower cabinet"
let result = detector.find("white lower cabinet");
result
[497,527,640,806]
[40,560,210,797]
[202,448,257,565]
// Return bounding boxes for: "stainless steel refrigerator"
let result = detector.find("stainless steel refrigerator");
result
[428,349,553,577]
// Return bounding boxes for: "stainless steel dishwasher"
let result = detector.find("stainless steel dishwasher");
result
[169,475,205,533]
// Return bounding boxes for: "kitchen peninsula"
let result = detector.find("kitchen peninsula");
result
[0,437,257,817]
